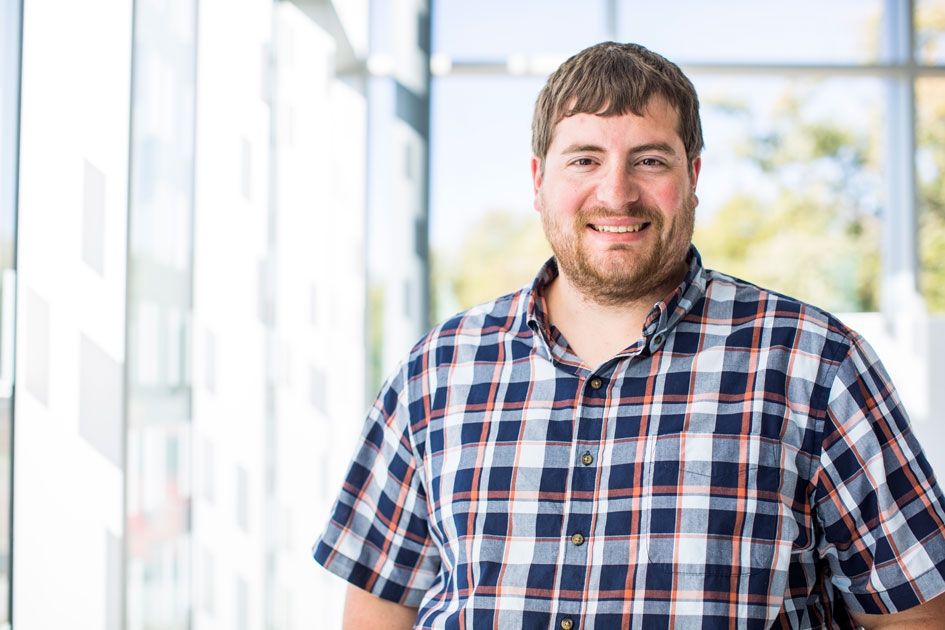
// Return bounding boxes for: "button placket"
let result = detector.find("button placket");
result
[558,372,603,623]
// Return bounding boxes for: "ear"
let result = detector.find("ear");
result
[531,156,543,212]
[690,156,702,192]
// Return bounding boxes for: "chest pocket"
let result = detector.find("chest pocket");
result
[643,430,784,576]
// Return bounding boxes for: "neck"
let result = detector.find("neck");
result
[544,263,686,369]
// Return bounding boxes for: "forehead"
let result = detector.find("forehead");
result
[549,97,682,149]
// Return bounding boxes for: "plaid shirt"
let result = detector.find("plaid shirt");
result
[314,248,945,629]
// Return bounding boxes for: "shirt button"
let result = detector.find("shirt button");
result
[581,452,593,465]
[571,532,585,546]
[652,334,665,348]
[589,377,602,390]
[561,617,574,630]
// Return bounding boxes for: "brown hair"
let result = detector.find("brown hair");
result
[532,42,703,170]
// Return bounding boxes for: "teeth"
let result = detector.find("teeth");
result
[592,224,645,233]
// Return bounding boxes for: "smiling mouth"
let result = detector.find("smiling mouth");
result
[590,223,648,233]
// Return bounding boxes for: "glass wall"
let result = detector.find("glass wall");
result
[8,0,374,628]
[125,0,197,627]
[916,0,945,304]
[917,0,945,65]
[366,0,432,392]
[618,0,884,64]
[429,1,945,311]
[430,0,918,317]
[917,77,945,312]
[690,75,884,314]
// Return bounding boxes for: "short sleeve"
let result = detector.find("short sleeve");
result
[815,334,945,614]
[313,361,440,606]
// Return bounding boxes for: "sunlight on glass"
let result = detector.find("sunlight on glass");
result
[433,0,608,59]
[430,75,546,319]
[0,0,16,624]
[620,0,883,64]
[430,71,885,317]
[916,78,945,311]
[692,77,884,313]
[917,0,945,64]
[126,0,196,628]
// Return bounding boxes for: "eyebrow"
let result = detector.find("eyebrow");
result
[560,142,680,156]
[561,144,606,154]
[631,142,679,156]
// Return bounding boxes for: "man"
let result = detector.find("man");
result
[314,42,945,629]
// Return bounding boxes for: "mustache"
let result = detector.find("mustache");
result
[576,205,665,225]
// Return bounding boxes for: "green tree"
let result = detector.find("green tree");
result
[437,70,945,317]
[694,87,882,313]
[917,77,945,312]
[433,210,551,321]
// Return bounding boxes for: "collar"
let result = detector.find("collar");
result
[525,245,708,362]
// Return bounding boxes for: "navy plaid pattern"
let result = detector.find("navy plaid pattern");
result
[314,247,945,629]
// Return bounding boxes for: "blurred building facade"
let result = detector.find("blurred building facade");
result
[3,0,430,627]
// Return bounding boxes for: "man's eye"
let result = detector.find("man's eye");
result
[572,158,595,166]
[639,158,665,167]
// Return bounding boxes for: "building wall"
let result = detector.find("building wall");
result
[13,0,131,627]
[269,6,367,626]
[9,0,373,628]
[191,0,272,628]
[367,0,431,388]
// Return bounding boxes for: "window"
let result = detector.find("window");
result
[429,0,941,316]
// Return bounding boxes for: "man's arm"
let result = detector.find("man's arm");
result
[849,591,945,630]
[342,584,419,630]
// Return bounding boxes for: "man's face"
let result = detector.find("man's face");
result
[531,97,701,305]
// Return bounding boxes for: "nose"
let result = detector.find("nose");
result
[594,164,640,210]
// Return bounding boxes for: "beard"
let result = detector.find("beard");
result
[539,193,696,306]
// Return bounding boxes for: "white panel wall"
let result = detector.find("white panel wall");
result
[13,0,131,627]
[383,114,425,363]
[10,2,371,628]
[271,4,367,628]
[192,0,272,629]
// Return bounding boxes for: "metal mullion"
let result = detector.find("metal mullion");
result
[880,0,922,326]
[0,0,22,626]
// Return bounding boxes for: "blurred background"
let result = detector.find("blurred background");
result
[0,0,943,628]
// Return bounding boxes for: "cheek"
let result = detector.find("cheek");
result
[557,181,592,211]
[654,183,690,211]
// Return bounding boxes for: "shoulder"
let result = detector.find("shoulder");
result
[695,266,860,364]
[379,286,535,437]
[403,285,534,376]
[371,282,536,418]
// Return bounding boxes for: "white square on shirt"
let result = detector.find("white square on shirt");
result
[676,534,709,562]
[788,350,821,391]
[679,491,711,512]
[517,441,548,469]
[898,543,935,583]
[695,345,725,375]
[448,363,476,387]
[504,535,539,565]
[683,434,715,464]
